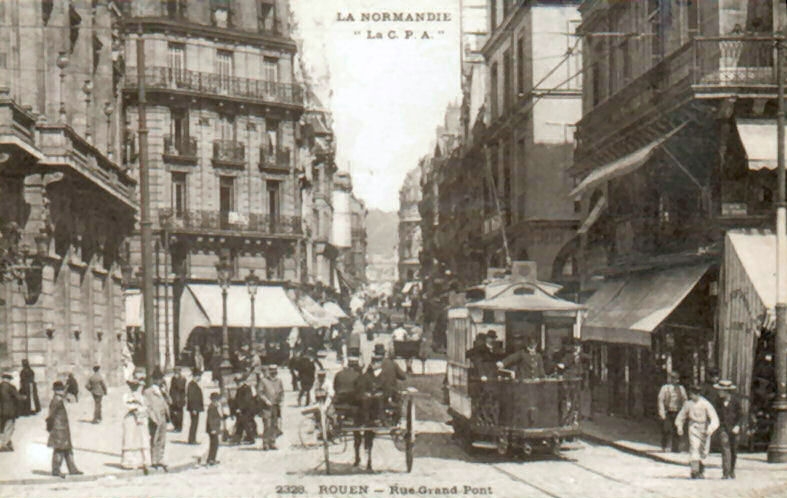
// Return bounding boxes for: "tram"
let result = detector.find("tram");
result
[446,262,585,456]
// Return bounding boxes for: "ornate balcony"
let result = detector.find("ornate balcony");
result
[576,37,781,170]
[125,66,304,108]
[212,140,245,168]
[159,209,302,237]
[259,146,291,174]
[163,135,198,164]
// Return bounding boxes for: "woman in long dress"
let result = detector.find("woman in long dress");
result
[121,377,150,472]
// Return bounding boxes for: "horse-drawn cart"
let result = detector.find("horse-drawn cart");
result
[299,388,422,474]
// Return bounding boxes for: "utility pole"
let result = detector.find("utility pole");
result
[137,26,157,379]
[769,36,787,463]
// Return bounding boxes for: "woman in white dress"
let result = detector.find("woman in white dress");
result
[121,375,150,472]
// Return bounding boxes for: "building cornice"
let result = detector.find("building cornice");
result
[120,17,298,52]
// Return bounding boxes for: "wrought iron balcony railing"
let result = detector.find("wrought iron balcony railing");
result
[163,135,198,160]
[159,208,302,236]
[125,66,304,107]
[259,146,291,172]
[212,139,245,167]
[577,36,783,162]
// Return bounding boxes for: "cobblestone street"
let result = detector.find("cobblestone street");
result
[3,362,787,498]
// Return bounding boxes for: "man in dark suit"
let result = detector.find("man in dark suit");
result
[169,367,187,432]
[85,365,107,424]
[497,339,545,379]
[378,345,406,419]
[714,380,743,479]
[206,392,222,465]
[0,371,21,451]
[231,376,256,445]
[333,356,362,407]
[186,370,204,444]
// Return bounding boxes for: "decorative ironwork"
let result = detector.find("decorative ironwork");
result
[125,66,305,107]
[212,139,245,167]
[159,209,302,236]
[164,135,198,160]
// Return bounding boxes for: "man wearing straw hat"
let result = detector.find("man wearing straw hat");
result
[714,379,743,479]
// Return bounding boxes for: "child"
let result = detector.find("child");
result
[206,392,221,465]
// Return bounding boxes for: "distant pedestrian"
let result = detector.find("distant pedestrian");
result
[230,375,257,445]
[658,371,687,453]
[144,378,169,471]
[193,347,205,373]
[86,366,108,424]
[121,373,150,472]
[676,385,719,479]
[187,370,204,444]
[46,381,83,478]
[206,392,222,465]
[65,372,79,403]
[258,365,284,450]
[169,368,187,432]
[18,359,40,415]
[0,370,21,451]
[713,380,743,479]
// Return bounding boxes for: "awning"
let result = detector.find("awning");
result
[577,195,606,235]
[124,291,142,328]
[467,283,584,313]
[582,263,710,346]
[323,301,349,319]
[726,230,778,329]
[736,118,782,171]
[298,294,337,328]
[402,281,420,294]
[178,284,307,350]
[570,124,686,198]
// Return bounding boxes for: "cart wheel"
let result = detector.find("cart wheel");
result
[405,398,414,472]
[320,407,331,475]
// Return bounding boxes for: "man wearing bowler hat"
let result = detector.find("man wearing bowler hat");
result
[714,379,743,479]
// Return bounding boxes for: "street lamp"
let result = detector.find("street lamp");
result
[56,52,69,122]
[103,102,114,159]
[245,269,260,351]
[215,254,233,393]
[82,79,93,143]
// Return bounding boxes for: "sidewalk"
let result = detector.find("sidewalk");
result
[582,413,787,471]
[0,376,220,485]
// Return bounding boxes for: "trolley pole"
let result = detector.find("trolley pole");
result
[137,27,157,379]
[768,36,787,463]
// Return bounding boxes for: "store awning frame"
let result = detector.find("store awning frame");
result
[581,263,711,347]
[577,195,606,235]
[736,118,782,171]
[323,301,349,320]
[571,123,687,198]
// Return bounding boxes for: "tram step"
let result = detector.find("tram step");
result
[471,441,498,450]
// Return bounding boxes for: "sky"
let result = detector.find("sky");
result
[290,0,465,212]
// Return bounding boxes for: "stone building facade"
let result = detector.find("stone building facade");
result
[0,0,137,394]
[118,0,305,366]
[397,166,421,283]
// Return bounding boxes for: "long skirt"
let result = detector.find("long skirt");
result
[121,414,150,469]
[687,421,711,462]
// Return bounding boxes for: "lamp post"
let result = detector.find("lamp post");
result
[82,79,93,143]
[769,36,787,463]
[215,254,233,394]
[56,52,68,122]
[245,269,260,351]
[103,102,114,159]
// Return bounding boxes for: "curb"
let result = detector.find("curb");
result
[580,432,684,466]
[0,458,202,486]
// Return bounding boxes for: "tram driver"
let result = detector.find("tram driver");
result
[496,338,545,379]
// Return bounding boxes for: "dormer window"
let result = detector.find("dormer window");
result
[211,0,231,28]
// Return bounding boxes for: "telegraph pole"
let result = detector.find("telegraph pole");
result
[137,26,157,379]
[768,36,787,463]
